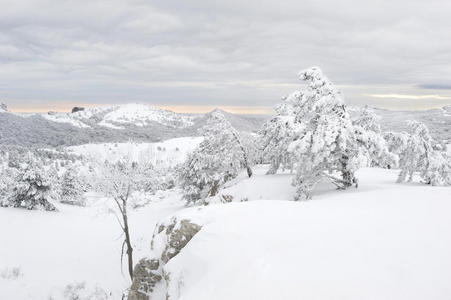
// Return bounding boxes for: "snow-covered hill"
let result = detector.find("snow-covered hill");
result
[0,104,268,147]
[42,104,196,129]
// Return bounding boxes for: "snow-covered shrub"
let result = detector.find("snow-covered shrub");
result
[2,154,57,211]
[179,110,252,205]
[260,102,296,174]
[48,282,112,300]
[285,67,360,200]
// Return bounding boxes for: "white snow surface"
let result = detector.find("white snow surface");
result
[158,167,451,300]
[0,190,184,299]
[42,113,91,128]
[67,137,203,167]
[1,166,451,299]
[100,103,195,129]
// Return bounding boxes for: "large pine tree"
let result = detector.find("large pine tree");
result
[284,67,360,200]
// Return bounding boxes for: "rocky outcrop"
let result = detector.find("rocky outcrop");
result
[71,106,85,113]
[128,218,202,300]
[0,103,7,112]
[128,259,162,300]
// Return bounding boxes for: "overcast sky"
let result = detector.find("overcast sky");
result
[1,0,451,113]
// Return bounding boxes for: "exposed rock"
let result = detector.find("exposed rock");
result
[162,219,202,263]
[128,218,202,300]
[128,259,161,300]
[0,103,7,112]
[71,106,85,113]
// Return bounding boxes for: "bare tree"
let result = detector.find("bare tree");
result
[97,159,147,281]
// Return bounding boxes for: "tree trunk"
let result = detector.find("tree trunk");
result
[231,131,253,178]
[122,199,134,281]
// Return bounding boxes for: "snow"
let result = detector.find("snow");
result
[161,167,451,300]
[67,137,203,167]
[42,113,91,128]
[1,167,451,299]
[37,104,196,129]
[100,103,195,129]
[0,191,184,299]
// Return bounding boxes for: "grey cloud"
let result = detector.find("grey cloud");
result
[417,84,451,90]
[1,0,451,111]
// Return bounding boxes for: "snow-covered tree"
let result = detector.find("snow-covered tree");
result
[285,67,360,200]
[3,154,57,211]
[241,132,264,166]
[260,102,296,174]
[60,166,86,206]
[352,107,395,168]
[394,120,451,185]
[95,158,152,281]
[180,110,252,204]
[383,131,409,169]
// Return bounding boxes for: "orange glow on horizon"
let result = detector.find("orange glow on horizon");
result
[8,102,273,115]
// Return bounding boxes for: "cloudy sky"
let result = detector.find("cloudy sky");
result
[1,0,451,113]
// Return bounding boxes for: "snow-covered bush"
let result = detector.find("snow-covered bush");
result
[285,67,360,200]
[2,154,57,211]
[48,282,112,300]
[180,110,252,205]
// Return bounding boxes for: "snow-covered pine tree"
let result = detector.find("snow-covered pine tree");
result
[4,154,57,211]
[241,132,264,166]
[60,166,86,206]
[424,150,451,186]
[202,110,253,178]
[352,106,395,168]
[286,67,360,200]
[260,102,296,174]
[383,131,409,169]
[180,110,252,204]
[395,120,451,185]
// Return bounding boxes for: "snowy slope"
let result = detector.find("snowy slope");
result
[152,167,451,300]
[0,191,185,299]
[1,167,451,299]
[67,137,203,167]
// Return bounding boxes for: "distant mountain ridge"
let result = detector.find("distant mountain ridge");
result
[1,103,450,148]
[0,104,269,147]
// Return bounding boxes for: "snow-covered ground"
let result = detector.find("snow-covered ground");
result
[0,190,185,299]
[1,166,450,299]
[161,167,451,299]
[67,137,203,167]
